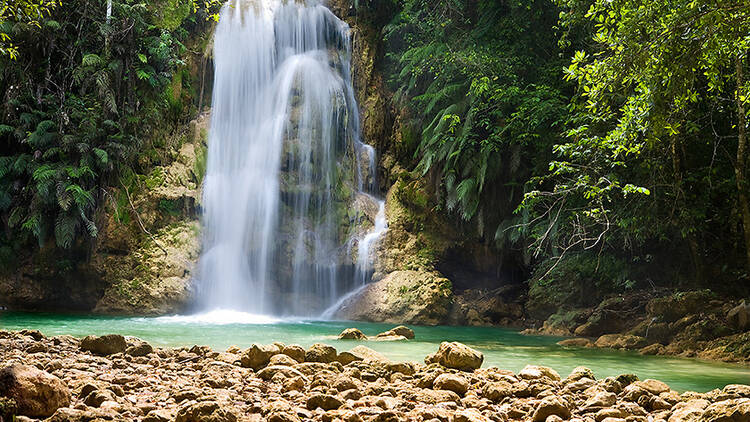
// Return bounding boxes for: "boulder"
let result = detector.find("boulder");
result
[432,342,483,371]
[0,364,70,418]
[80,334,127,355]
[240,344,281,370]
[567,366,595,381]
[376,326,415,339]
[433,373,469,396]
[338,328,367,340]
[633,379,670,395]
[727,300,750,331]
[305,343,337,363]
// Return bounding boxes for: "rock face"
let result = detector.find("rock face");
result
[333,270,453,325]
[432,342,484,371]
[80,334,127,356]
[0,364,70,417]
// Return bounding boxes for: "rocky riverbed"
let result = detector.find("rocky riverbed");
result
[1,330,749,422]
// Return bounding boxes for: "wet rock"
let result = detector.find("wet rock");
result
[639,344,665,355]
[306,393,343,410]
[80,334,127,355]
[0,364,70,418]
[558,338,594,348]
[567,366,595,381]
[433,373,469,396]
[240,343,281,370]
[339,328,368,340]
[433,342,483,371]
[175,400,238,422]
[376,326,415,340]
[595,334,647,350]
[305,343,337,363]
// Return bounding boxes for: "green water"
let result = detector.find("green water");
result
[2,310,748,393]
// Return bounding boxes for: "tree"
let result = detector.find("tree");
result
[525,0,750,277]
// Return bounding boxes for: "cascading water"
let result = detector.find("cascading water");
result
[198,0,386,317]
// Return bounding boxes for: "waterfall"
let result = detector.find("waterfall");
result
[197,0,386,317]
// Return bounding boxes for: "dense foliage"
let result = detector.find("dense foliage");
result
[522,0,750,286]
[0,0,217,256]
[388,0,750,290]
[384,0,569,254]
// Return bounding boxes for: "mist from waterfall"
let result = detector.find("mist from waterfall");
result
[197,0,385,317]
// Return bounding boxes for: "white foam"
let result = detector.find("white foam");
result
[155,310,281,325]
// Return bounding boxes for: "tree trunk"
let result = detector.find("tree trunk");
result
[736,54,750,271]
[671,135,703,280]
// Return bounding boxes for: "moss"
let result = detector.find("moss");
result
[193,143,207,183]
[151,0,192,31]
[158,199,182,217]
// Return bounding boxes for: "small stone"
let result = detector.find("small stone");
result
[175,401,238,422]
[306,393,343,410]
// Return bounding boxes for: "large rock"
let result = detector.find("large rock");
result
[532,396,571,421]
[519,365,561,381]
[80,334,127,355]
[727,300,750,331]
[338,328,367,340]
[700,398,750,421]
[376,326,415,339]
[433,373,469,396]
[305,343,337,363]
[240,344,281,370]
[0,364,70,418]
[594,334,647,350]
[432,342,483,371]
[332,270,453,325]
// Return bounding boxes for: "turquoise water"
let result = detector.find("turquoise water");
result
[2,310,749,393]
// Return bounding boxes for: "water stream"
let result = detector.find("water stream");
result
[199,0,385,317]
[2,312,749,393]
